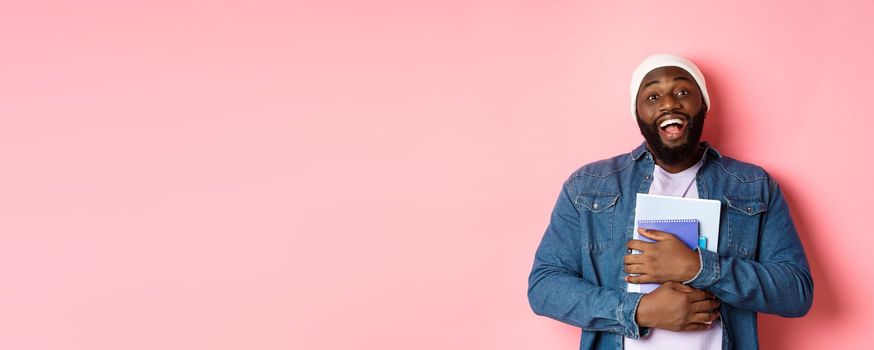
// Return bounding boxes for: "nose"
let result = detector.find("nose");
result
[659,94,682,112]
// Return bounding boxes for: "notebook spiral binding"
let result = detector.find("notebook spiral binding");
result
[637,219,697,223]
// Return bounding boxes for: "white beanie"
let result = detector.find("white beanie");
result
[630,54,710,121]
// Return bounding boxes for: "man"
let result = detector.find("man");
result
[527,54,813,349]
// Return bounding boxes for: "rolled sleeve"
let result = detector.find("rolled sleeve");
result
[618,292,650,339]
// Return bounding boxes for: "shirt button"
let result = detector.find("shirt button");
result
[593,202,599,209]
[645,175,651,180]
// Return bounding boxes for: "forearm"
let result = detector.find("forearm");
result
[528,257,647,338]
[689,250,812,317]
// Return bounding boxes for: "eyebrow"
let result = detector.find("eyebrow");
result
[643,76,692,89]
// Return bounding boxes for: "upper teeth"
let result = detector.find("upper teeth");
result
[660,118,684,128]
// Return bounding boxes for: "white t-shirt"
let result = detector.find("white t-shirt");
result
[624,156,723,350]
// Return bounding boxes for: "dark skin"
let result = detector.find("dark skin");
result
[626,228,701,283]
[628,66,720,331]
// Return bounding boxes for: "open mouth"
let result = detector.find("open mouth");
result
[658,116,686,140]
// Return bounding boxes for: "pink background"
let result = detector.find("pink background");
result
[1,1,871,349]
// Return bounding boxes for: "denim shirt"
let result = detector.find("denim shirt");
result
[527,142,813,349]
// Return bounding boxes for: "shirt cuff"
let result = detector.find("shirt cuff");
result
[618,292,650,339]
[687,248,720,289]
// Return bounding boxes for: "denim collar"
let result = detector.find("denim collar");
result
[631,141,723,161]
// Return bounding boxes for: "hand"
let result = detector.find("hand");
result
[625,228,700,284]
[635,282,720,332]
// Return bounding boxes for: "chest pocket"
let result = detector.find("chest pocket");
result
[575,192,620,252]
[725,196,767,258]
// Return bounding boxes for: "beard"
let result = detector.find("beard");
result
[636,108,706,166]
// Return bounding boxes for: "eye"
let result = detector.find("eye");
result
[676,89,689,96]
[646,94,659,101]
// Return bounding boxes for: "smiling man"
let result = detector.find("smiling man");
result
[528,54,813,349]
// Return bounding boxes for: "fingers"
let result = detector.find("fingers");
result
[626,239,654,252]
[691,299,721,313]
[624,264,647,274]
[623,254,648,277]
[685,290,715,302]
[670,282,697,293]
[671,284,716,299]
[689,311,720,324]
[638,228,669,241]
[681,311,719,331]
[625,274,656,284]
[623,254,645,265]
[682,321,714,331]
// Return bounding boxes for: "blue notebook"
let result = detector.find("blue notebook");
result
[635,219,699,293]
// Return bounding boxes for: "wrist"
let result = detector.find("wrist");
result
[682,250,702,281]
[635,294,656,328]
[682,249,703,283]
